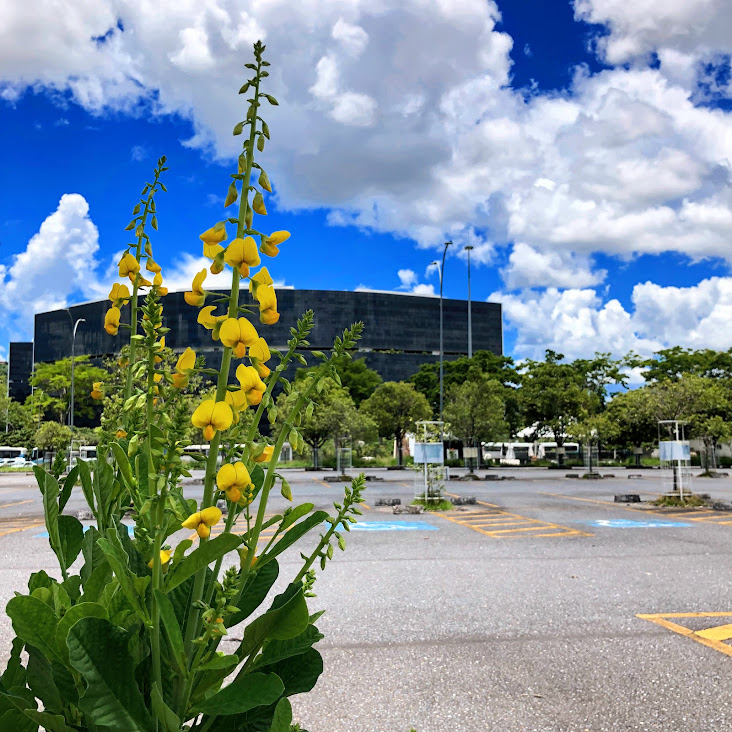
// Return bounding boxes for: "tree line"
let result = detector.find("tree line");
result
[4,346,732,467]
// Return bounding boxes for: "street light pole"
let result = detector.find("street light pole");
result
[437,242,451,432]
[67,313,86,434]
[464,245,473,358]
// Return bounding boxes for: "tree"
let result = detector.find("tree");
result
[361,381,432,465]
[636,346,732,382]
[410,350,518,413]
[519,351,597,465]
[443,375,508,468]
[27,356,107,425]
[602,387,658,466]
[296,356,382,407]
[0,395,36,450]
[34,421,72,456]
[648,375,732,469]
[276,380,372,467]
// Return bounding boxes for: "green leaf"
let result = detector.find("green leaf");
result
[111,442,135,491]
[81,562,113,603]
[269,698,293,732]
[197,654,239,671]
[80,526,106,585]
[20,709,75,731]
[258,512,328,568]
[26,644,63,713]
[67,617,154,731]
[76,460,95,518]
[233,121,245,135]
[153,589,185,674]
[165,533,242,592]
[57,515,84,571]
[6,595,60,662]
[193,672,283,716]
[54,602,108,668]
[151,682,181,732]
[0,638,25,689]
[265,94,279,105]
[59,464,79,512]
[281,503,314,531]
[151,215,158,231]
[97,532,151,625]
[225,559,278,628]
[253,624,324,669]
[34,466,61,560]
[238,585,309,661]
[256,648,323,697]
[28,570,53,594]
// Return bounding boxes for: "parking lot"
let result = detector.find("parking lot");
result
[0,466,731,731]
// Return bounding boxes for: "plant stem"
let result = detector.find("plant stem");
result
[183,57,263,660]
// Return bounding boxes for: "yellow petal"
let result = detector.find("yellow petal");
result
[191,400,216,429]
[200,226,228,244]
[200,506,222,526]
[211,402,233,431]
[253,445,274,463]
[217,463,236,491]
[181,512,201,530]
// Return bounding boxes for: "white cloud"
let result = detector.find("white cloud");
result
[397,269,417,288]
[501,243,606,290]
[574,0,732,67]
[0,194,102,338]
[497,276,732,361]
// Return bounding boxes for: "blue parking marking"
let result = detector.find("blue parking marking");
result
[584,519,692,528]
[350,521,438,532]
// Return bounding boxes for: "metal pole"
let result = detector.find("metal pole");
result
[438,242,451,433]
[68,314,86,433]
[465,245,473,358]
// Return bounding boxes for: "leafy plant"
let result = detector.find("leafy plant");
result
[0,41,365,732]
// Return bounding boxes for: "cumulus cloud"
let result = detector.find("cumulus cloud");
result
[497,276,732,361]
[0,194,102,338]
[3,1,732,359]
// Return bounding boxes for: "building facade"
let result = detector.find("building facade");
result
[12,289,502,395]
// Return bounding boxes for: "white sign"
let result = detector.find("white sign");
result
[659,441,691,461]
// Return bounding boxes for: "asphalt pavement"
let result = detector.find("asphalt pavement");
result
[0,466,731,731]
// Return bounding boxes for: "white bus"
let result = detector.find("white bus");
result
[0,446,27,464]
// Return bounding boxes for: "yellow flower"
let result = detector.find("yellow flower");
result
[108,283,131,305]
[249,267,273,297]
[219,317,259,359]
[105,306,121,335]
[225,389,248,412]
[115,429,127,439]
[191,399,233,441]
[146,257,161,274]
[200,226,228,245]
[172,347,196,389]
[134,274,153,287]
[176,347,196,374]
[91,382,103,400]
[147,549,171,568]
[154,336,165,364]
[217,462,254,504]
[260,230,290,258]
[249,337,271,378]
[181,507,222,539]
[257,285,280,325]
[236,364,267,405]
[153,272,168,296]
[197,306,227,338]
[224,237,260,276]
[184,268,207,307]
[253,445,274,463]
[118,253,140,277]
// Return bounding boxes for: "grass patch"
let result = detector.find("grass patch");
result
[651,494,706,507]
[411,499,453,511]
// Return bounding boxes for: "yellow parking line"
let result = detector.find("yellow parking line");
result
[0,500,33,510]
[311,477,330,488]
[540,492,732,525]
[638,613,732,658]
[0,520,45,538]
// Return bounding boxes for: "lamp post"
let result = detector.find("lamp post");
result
[464,245,473,358]
[67,312,86,433]
[431,242,452,442]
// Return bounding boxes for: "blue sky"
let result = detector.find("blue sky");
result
[1,0,731,367]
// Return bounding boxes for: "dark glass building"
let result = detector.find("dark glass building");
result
[13,289,502,394]
[8,342,33,402]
